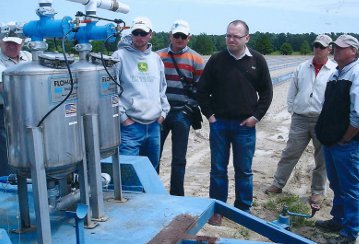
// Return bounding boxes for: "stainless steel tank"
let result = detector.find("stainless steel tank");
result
[3,53,83,179]
[73,52,120,158]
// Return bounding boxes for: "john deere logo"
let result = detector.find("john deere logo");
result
[138,62,148,72]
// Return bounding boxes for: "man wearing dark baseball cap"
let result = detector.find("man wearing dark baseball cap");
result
[315,34,359,243]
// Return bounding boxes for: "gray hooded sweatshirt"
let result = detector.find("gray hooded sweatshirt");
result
[112,36,170,124]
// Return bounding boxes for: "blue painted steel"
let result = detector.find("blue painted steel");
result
[213,201,315,244]
[101,155,168,195]
[66,203,88,244]
[23,16,75,41]
[75,22,116,44]
[183,239,271,243]
[0,228,11,244]
[0,156,315,243]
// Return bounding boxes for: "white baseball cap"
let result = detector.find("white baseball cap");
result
[171,19,190,35]
[131,17,152,32]
[331,34,359,50]
[2,36,23,45]
[313,34,332,47]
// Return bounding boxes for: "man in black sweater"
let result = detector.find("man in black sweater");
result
[197,19,273,225]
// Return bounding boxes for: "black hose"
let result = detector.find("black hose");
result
[100,33,123,97]
[37,30,75,127]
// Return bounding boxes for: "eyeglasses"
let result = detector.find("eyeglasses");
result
[313,43,327,49]
[225,34,248,40]
[173,33,188,40]
[132,30,150,37]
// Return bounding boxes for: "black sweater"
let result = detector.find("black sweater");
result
[197,48,273,121]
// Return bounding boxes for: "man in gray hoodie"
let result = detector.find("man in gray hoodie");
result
[112,17,170,169]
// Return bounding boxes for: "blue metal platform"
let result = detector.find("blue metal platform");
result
[0,156,315,243]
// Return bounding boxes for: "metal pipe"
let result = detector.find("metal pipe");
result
[55,189,81,210]
[66,0,129,14]
[38,0,53,6]
[85,0,97,15]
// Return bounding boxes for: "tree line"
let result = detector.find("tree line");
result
[43,32,359,56]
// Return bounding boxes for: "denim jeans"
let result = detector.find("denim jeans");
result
[323,141,359,240]
[209,118,256,211]
[160,110,191,196]
[120,121,161,170]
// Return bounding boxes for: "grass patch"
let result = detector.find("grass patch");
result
[264,193,313,228]
[235,227,250,239]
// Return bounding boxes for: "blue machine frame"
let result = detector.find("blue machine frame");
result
[0,156,315,243]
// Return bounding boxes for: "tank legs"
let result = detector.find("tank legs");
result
[29,127,52,244]
[83,114,107,222]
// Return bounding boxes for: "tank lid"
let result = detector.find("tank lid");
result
[38,53,75,69]
[89,52,119,67]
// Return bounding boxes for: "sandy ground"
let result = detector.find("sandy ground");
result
[158,71,344,243]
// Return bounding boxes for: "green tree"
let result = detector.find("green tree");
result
[300,40,311,55]
[191,33,214,55]
[213,35,226,51]
[280,42,293,55]
[151,31,169,51]
[272,32,286,51]
[255,34,273,54]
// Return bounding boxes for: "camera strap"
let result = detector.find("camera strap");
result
[169,51,189,84]
[169,51,198,101]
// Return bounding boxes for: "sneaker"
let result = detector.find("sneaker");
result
[315,218,342,232]
[208,213,222,226]
[326,235,356,244]
[309,194,323,204]
[264,185,282,194]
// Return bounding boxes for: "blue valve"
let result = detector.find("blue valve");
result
[66,203,89,244]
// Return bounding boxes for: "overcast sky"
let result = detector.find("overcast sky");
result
[0,0,357,35]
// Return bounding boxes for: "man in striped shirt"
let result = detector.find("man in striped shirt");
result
[157,20,205,196]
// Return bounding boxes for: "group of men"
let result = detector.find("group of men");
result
[111,16,358,242]
[265,34,359,243]
[0,16,358,243]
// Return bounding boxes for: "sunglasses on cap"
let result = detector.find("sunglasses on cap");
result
[313,43,327,49]
[173,33,188,40]
[132,30,150,37]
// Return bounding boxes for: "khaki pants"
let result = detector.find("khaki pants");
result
[272,113,326,195]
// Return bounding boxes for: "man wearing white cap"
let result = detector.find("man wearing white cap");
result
[266,34,336,205]
[0,36,31,176]
[315,34,359,243]
[112,17,170,170]
[157,20,205,196]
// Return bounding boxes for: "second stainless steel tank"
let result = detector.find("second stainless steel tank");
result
[74,51,120,158]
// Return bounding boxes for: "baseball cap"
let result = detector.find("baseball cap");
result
[313,34,332,47]
[131,17,152,32]
[2,36,23,45]
[171,20,190,35]
[331,34,359,50]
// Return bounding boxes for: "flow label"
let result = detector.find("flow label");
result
[100,74,118,96]
[50,75,78,103]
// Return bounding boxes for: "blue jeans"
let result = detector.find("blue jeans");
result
[323,141,359,240]
[120,121,161,170]
[160,110,191,196]
[209,118,256,211]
